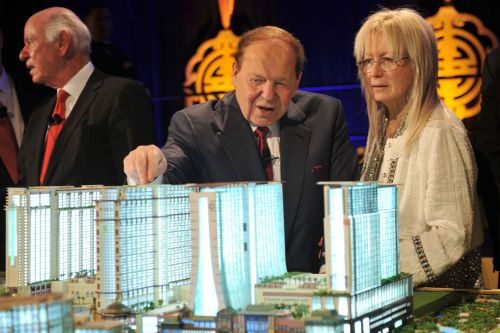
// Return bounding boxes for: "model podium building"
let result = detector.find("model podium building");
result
[318,182,413,332]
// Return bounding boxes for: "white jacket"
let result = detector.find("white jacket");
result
[363,104,483,286]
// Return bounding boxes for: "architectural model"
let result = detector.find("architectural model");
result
[96,185,193,311]
[3,181,413,333]
[5,186,113,294]
[189,182,287,316]
[318,182,413,332]
[5,185,194,312]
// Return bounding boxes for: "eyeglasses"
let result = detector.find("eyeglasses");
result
[357,57,409,73]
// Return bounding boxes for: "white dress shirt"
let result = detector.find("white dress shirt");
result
[59,62,95,117]
[250,122,281,181]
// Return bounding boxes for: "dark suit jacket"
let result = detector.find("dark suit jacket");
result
[477,47,500,270]
[18,69,156,186]
[162,90,360,272]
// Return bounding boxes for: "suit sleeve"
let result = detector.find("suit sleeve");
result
[108,81,156,182]
[329,98,360,181]
[161,111,201,184]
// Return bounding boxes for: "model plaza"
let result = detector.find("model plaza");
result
[3,181,412,332]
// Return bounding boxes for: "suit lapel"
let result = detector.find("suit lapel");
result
[280,100,311,240]
[43,70,103,184]
[216,92,266,181]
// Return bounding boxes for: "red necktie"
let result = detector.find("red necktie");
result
[254,127,273,181]
[40,89,69,185]
[0,102,19,184]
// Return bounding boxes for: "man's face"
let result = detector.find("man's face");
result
[19,15,61,87]
[232,40,301,127]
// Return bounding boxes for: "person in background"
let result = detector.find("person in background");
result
[0,28,24,272]
[477,47,500,285]
[355,8,483,287]
[124,26,360,273]
[83,3,136,79]
[18,7,156,186]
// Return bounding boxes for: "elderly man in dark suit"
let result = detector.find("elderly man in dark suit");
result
[18,7,155,187]
[124,26,359,273]
[478,47,500,279]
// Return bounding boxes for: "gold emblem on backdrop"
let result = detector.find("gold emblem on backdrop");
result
[427,0,498,120]
[184,0,240,106]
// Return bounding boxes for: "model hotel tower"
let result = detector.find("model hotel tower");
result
[189,182,287,316]
[318,182,413,332]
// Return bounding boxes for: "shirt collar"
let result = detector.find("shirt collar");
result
[249,122,280,137]
[60,62,95,98]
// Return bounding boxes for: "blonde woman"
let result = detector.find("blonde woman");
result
[355,8,483,287]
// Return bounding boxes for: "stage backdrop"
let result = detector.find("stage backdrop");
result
[1,0,499,147]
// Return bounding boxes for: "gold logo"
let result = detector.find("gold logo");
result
[427,0,498,119]
[183,0,240,106]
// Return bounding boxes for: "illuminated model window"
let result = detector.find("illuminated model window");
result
[318,182,413,333]
[189,182,287,316]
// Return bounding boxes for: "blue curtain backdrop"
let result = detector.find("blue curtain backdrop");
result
[2,0,499,147]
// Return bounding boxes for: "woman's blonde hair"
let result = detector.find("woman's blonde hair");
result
[354,8,441,148]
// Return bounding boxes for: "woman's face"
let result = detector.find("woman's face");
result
[361,32,414,114]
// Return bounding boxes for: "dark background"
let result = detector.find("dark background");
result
[1,0,499,147]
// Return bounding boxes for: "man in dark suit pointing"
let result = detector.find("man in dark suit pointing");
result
[18,7,155,187]
[124,26,359,273]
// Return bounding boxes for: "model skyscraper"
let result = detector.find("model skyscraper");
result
[319,182,412,332]
[189,182,287,316]
[96,185,193,310]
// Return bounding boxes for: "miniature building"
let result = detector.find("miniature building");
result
[0,293,73,332]
[239,304,294,332]
[319,182,413,333]
[51,276,97,306]
[255,273,329,309]
[5,186,117,294]
[95,185,194,311]
[305,310,344,333]
[189,182,287,316]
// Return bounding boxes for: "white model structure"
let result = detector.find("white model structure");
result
[5,186,117,294]
[318,182,413,333]
[189,182,287,316]
[95,185,194,311]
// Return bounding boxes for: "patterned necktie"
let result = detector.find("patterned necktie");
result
[40,89,69,185]
[254,127,273,181]
[0,100,19,183]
